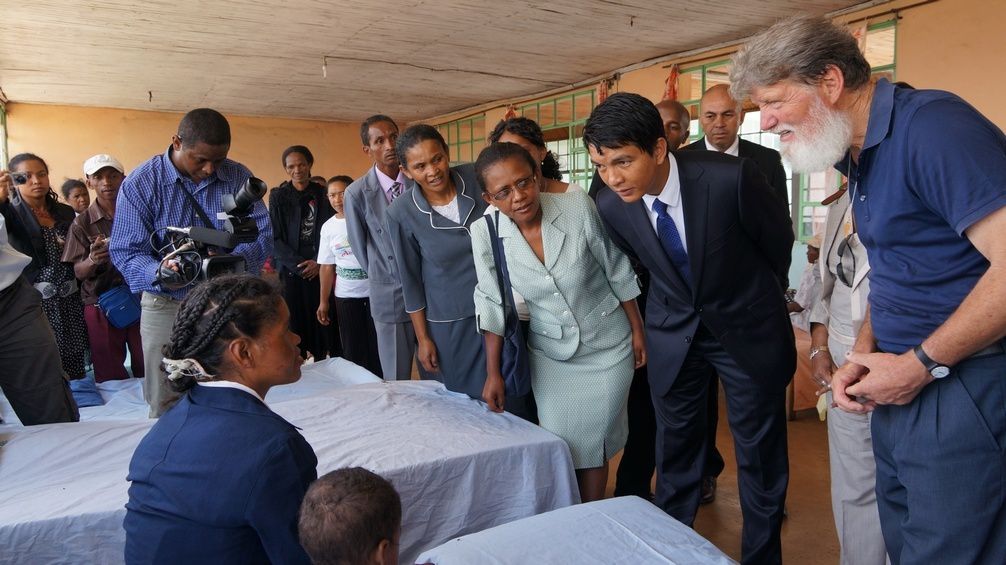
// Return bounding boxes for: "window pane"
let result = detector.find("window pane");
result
[574,92,594,121]
[705,64,731,89]
[865,26,896,68]
[681,70,703,102]
[522,105,539,123]
[539,101,556,128]
[555,97,573,126]
[458,143,472,164]
[472,117,485,141]
[458,120,472,143]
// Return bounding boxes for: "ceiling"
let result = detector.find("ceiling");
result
[1,0,873,123]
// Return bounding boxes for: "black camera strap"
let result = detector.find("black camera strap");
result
[174,181,216,229]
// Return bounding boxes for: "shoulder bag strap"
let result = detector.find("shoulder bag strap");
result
[174,181,215,229]
[486,211,518,335]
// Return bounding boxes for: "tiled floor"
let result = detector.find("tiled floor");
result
[605,396,839,564]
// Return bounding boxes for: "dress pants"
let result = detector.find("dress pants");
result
[872,349,1006,564]
[334,296,382,378]
[826,338,887,565]
[83,304,145,382]
[281,270,334,360]
[614,363,656,497]
[653,324,789,565]
[0,277,79,425]
[139,292,181,418]
[703,371,726,479]
[373,319,419,382]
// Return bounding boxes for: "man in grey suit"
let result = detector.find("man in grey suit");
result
[344,115,419,381]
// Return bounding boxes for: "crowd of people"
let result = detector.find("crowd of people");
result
[1,14,1003,565]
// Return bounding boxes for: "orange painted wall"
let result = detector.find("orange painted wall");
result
[896,0,1006,127]
[4,104,373,198]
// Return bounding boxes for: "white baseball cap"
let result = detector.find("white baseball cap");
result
[83,154,125,176]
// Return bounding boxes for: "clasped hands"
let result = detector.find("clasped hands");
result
[826,350,934,413]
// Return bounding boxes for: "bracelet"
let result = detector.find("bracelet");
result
[809,346,830,360]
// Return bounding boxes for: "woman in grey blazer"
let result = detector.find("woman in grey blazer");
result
[385,125,488,400]
[471,142,645,502]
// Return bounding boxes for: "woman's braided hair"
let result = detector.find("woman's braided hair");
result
[162,274,283,394]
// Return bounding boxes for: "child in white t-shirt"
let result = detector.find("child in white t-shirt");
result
[317,176,383,377]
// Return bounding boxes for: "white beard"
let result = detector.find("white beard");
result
[777,96,853,173]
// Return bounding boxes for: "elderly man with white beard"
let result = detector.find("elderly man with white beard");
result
[731,16,1006,565]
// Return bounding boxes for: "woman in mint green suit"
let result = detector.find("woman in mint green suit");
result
[471,142,645,502]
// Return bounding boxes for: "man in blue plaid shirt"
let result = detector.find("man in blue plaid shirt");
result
[110,108,273,417]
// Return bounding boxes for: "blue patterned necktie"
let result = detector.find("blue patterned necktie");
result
[651,199,692,288]
[389,181,403,200]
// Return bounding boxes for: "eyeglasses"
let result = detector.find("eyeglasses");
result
[487,175,536,202]
[836,233,857,287]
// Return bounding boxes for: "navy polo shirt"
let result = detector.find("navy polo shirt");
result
[837,79,1006,353]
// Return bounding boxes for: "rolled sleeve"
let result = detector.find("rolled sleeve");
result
[470,218,506,336]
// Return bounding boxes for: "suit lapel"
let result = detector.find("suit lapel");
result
[365,169,389,216]
[539,196,565,271]
[412,170,477,231]
[626,198,690,298]
[497,210,550,276]
[679,160,707,291]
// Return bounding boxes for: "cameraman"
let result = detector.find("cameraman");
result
[110,108,273,418]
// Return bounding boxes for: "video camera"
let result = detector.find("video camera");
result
[156,177,268,290]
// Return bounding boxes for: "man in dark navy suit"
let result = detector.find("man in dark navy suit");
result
[587,92,795,565]
[682,83,792,503]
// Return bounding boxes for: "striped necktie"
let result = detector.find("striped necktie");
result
[390,181,403,200]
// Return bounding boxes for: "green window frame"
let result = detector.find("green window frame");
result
[678,59,731,144]
[436,114,486,166]
[518,89,597,188]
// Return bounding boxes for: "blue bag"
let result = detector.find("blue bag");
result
[97,285,141,329]
[485,212,532,398]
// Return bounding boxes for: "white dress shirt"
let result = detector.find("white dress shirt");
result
[703,135,740,156]
[640,153,688,252]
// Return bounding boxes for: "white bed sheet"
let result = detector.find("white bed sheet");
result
[0,373,578,565]
[416,496,736,564]
[0,356,381,425]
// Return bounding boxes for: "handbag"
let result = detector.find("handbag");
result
[97,285,142,329]
[484,211,532,398]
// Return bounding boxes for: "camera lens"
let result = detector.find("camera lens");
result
[232,177,267,212]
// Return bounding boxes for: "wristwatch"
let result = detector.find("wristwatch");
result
[913,345,951,379]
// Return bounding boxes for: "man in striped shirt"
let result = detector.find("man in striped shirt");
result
[110,108,272,417]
